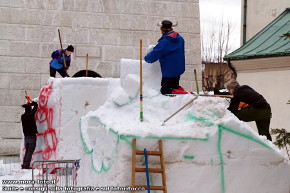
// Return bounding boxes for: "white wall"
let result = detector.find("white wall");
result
[237,70,290,132]
[242,0,290,42]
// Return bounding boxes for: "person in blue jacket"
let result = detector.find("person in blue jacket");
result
[144,20,186,95]
[49,45,74,78]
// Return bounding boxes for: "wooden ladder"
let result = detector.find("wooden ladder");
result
[131,138,167,193]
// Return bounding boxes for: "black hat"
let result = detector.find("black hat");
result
[161,20,173,30]
[66,45,74,52]
[22,104,29,108]
[22,104,32,112]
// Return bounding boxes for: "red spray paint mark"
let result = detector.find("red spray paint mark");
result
[23,81,60,163]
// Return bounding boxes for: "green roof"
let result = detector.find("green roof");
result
[224,8,290,60]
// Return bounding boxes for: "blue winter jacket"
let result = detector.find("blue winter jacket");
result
[49,49,71,70]
[144,31,185,78]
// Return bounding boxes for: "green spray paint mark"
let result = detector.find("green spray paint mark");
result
[187,113,215,127]
[120,134,141,141]
[119,133,209,142]
[186,113,273,150]
[183,155,195,160]
[79,121,93,154]
[186,113,274,193]
[145,135,209,141]
[220,125,273,150]
[79,117,120,174]
[79,116,210,190]
[85,129,120,174]
[120,135,135,147]
[217,126,225,193]
[80,113,275,193]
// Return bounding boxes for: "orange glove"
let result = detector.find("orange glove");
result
[25,95,32,104]
[238,102,249,109]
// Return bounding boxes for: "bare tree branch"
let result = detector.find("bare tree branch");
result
[201,15,236,91]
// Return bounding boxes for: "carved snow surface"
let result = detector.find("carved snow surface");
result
[80,94,290,193]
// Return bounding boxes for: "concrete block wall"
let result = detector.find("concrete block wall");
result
[0,0,201,155]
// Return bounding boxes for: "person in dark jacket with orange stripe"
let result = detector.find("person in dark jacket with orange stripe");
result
[226,79,272,141]
[21,101,38,169]
[145,20,187,95]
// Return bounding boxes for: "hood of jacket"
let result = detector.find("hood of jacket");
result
[158,31,180,42]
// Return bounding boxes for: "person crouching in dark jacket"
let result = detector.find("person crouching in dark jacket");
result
[226,79,272,141]
[21,101,38,169]
[144,20,187,95]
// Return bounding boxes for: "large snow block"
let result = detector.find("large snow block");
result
[26,77,114,163]
[80,95,290,193]
[120,59,162,94]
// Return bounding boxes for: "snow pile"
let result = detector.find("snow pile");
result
[0,159,21,176]
[1,59,290,193]
[80,94,290,193]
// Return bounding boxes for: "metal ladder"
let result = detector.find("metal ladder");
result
[131,138,167,193]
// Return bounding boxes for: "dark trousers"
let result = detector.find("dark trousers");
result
[234,107,272,141]
[161,76,180,95]
[50,66,69,78]
[22,135,37,169]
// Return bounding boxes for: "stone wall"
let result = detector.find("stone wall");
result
[0,0,201,155]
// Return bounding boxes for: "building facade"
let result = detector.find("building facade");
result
[0,0,201,156]
[226,3,290,133]
[241,0,290,43]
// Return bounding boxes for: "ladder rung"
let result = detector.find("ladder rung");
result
[136,185,165,190]
[135,168,163,173]
[136,150,162,156]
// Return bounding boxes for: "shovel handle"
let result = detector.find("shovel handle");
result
[162,95,198,126]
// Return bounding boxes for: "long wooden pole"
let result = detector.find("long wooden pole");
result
[24,91,32,103]
[194,69,199,94]
[199,94,233,98]
[161,95,198,126]
[25,91,28,103]
[86,54,89,77]
[58,29,68,74]
[165,94,232,98]
[140,39,143,122]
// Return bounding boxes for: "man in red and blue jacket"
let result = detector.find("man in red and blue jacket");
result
[49,45,74,78]
[145,20,186,95]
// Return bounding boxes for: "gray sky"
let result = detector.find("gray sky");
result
[199,0,242,52]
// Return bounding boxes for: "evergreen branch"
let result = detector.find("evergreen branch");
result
[280,33,290,40]
[270,128,290,159]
